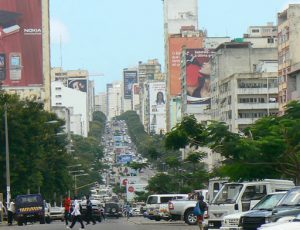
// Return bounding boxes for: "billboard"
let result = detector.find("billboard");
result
[185,49,214,104]
[168,36,204,96]
[117,154,134,164]
[67,78,88,92]
[123,70,138,99]
[0,0,43,87]
[149,82,166,134]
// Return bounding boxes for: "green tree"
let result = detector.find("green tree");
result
[184,152,206,172]
[146,173,177,194]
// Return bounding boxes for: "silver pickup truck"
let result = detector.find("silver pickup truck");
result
[168,190,208,225]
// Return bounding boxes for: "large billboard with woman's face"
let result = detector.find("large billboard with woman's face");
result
[0,0,43,87]
[149,82,166,134]
[185,49,214,104]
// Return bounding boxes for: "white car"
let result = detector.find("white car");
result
[258,215,298,229]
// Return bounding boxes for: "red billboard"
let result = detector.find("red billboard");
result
[168,36,204,96]
[0,0,43,87]
[185,49,214,104]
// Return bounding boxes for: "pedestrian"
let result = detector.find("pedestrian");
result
[67,197,84,229]
[64,195,71,226]
[0,200,6,224]
[85,195,96,225]
[100,205,105,221]
[7,200,15,226]
[195,194,207,230]
[124,202,131,220]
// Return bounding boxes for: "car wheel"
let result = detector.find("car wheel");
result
[17,220,23,226]
[154,217,161,221]
[184,209,197,225]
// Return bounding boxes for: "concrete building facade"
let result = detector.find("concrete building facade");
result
[106,82,122,120]
[211,42,278,132]
[51,81,88,137]
[278,4,300,113]
[95,92,107,114]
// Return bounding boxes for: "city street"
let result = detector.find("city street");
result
[0,217,197,230]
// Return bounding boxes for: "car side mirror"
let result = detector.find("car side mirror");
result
[272,209,278,215]
[234,203,239,210]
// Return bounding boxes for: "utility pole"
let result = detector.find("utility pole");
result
[4,103,11,208]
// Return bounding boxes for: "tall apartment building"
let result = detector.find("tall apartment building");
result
[137,59,163,127]
[278,4,300,113]
[211,42,278,133]
[106,82,122,120]
[163,0,202,131]
[95,92,107,114]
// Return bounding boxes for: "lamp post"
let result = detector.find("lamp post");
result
[4,103,11,209]
[74,173,88,195]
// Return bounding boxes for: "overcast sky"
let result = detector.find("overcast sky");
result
[50,0,300,93]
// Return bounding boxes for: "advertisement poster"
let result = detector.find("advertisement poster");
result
[126,183,148,202]
[120,176,142,187]
[123,70,138,99]
[117,154,134,164]
[168,36,204,96]
[185,49,214,104]
[149,82,166,134]
[67,79,88,92]
[0,0,43,87]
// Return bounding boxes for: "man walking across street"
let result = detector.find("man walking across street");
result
[67,197,84,229]
[85,196,96,225]
[7,200,15,226]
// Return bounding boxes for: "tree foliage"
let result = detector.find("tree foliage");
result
[0,93,72,199]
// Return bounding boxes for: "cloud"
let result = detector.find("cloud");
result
[50,18,70,44]
[281,0,300,11]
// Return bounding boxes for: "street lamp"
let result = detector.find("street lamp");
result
[74,173,88,195]
[4,103,11,209]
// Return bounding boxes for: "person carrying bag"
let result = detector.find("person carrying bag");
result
[193,194,207,230]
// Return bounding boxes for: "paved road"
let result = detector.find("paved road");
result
[0,217,198,230]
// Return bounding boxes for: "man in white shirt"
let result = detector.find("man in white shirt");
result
[7,200,15,226]
[67,198,85,229]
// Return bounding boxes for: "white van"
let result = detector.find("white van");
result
[208,179,294,229]
[146,194,188,221]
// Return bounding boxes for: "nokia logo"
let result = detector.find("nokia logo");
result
[24,28,42,35]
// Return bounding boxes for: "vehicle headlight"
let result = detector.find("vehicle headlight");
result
[265,217,272,224]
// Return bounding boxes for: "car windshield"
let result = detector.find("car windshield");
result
[147,196,158,204]
[278,189,300,206]
[252,193,285,210]
[212,184,243,204]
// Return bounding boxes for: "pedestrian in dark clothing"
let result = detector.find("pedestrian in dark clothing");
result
[100,206,105,221]
[85,196,96,225]
[67,198,84,229]
[196,194,208,230]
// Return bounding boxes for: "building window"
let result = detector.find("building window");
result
[55,87,61,90]
[55,102,62,106]
[267,37,274,43]
[55,95,62,98]
[252,29,260,33]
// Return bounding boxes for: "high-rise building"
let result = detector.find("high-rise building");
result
[163,0,198,34]
[0,0,51,110]
[210,42,278,132]
[107,82,122,120]
[95,92,107,115]
[163,0,204,131]
[278,4,300,113]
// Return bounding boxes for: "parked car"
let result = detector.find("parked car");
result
[258,213,300,230]
[241,186,300,230]
[49,205,65,222]
[15,194,46,226]
[221,191,286,230]
[168,190,208,225]
[104,202,121,218]
[208,179,294,229]
[145,194,188,221]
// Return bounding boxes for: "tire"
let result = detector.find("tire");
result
[184,209,197,225]
[17,220,23,226]
[154,217,161,221]
[40,216,46,224]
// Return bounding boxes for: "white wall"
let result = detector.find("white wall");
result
[51,81,88,137]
